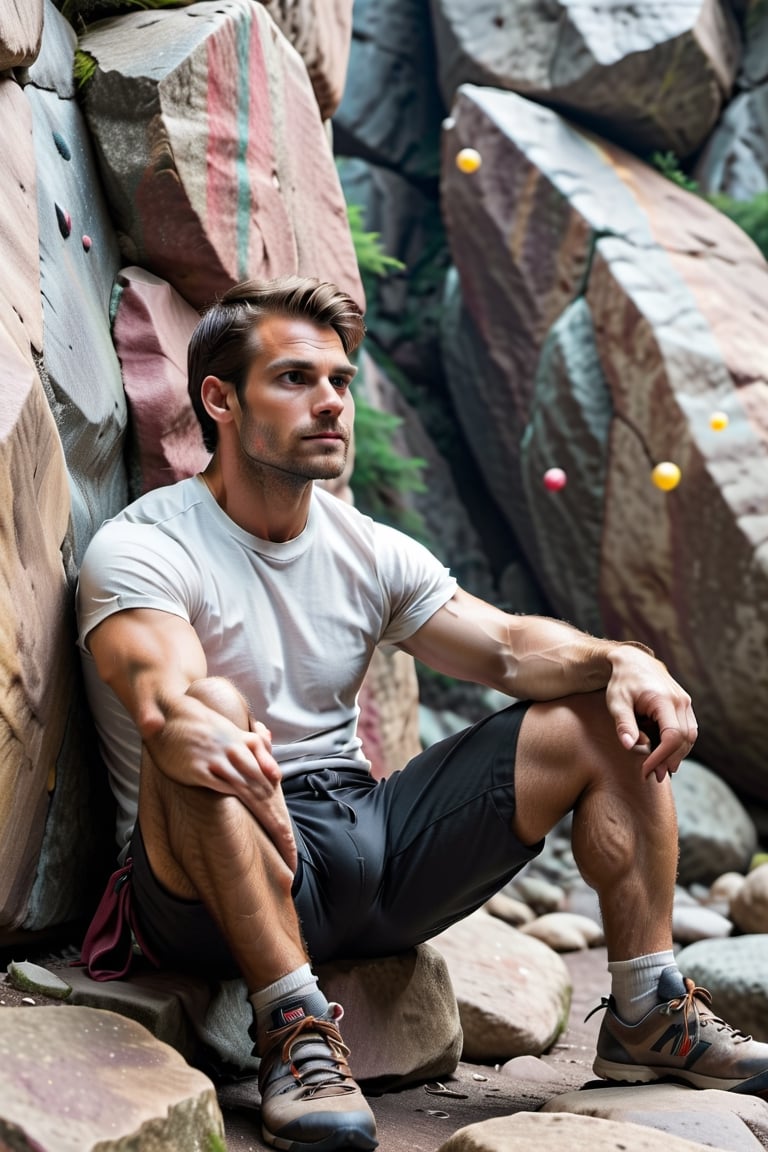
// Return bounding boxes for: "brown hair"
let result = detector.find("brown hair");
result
[188,276,366,452]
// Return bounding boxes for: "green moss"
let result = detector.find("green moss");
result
[350,393,427,538]
[73,48,97,90]
[347,203,405,281]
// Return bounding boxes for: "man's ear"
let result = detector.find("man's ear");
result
[200,375,239,429]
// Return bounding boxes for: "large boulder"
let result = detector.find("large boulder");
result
[441,85,768,803]
[429,0,740,157]
[676,934,768,1042]
[78,0,363,311]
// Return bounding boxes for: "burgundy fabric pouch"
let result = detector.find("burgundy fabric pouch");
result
[80,858,158,980]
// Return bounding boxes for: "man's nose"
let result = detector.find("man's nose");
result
[312,380,345,414]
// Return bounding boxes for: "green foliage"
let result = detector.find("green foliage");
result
[346,203,405,282]
[350,393,427,538]
[343,201,425,534]
[649,151,699,192]
[708,191,768,262]
[207,1134,227,1152]
[73,49,97,89]
[650,151,768,261]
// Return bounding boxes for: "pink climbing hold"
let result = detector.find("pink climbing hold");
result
[82,235,92,252]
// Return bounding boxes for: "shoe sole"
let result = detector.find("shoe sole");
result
[262,1121,379,1152]
[594,1057,768,1098]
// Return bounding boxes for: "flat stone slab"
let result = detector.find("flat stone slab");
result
[437,1110,726,1151]
[0,1005,225,1151]
[543,1083,768,1149]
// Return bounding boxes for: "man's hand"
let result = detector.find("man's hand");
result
[88,608,298,872]
[143,693,297,873]
[605,644,698,781]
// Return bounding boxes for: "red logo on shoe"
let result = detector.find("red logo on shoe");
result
[283,1006,306,1024]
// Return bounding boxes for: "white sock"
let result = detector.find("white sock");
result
[608,951,678,1023]
[249,964,328,1048]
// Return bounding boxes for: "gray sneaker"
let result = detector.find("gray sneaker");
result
[589,971,768,1097]
[257,1000,378,1151]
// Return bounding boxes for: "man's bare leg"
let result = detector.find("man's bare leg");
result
[137,677,308,989]
[511,689,677,961]
[136,676,378,1152]
[511,691,768,1096]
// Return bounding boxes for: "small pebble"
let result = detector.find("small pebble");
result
[52,130,71,160]
[21,997,35,1005]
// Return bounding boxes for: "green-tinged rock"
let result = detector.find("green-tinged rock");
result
[7,959,72,1000]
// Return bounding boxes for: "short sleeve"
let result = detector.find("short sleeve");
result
[373,523,457,645]
[76,519,198,652]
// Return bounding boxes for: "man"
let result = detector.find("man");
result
[77,275,768,1152]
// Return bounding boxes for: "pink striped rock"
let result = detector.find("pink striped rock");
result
[79,0,363,311]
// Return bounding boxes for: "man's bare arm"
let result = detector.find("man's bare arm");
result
[87,608,296,870]
[399,588,697,781]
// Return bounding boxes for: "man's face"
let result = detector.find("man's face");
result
[232,314,357,482]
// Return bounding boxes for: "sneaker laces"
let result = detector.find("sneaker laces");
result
[262,1004,357,1100]
[663,978,752,1049]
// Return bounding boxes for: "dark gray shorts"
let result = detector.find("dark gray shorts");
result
[130,702,541,979]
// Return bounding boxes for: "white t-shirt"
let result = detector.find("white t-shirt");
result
[76,476,457,856]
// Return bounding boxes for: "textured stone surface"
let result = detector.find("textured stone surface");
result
[694,85,768,198]
[317,946,463,1089]
[80,0,362,311]
[334,0,445,178]
[730,861,768,932]
[0,78,43,356]
[676,934,768,1042]
[29,70,128,568]
[430,0,740,157]
[673,759,758,885]
[0,1006,225,1151]
[430,910,571,1062]
[542,1083,768,1149]
[671,902,733,944]
[22,0,76,98]
[441,86,768,803]
[436,1111,718,1152]
[112,267,210,499]
[0,348,72,929]
[0,0,44,69]
[260,0,354,120]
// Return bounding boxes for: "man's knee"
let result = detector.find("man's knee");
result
[186,675,250,727]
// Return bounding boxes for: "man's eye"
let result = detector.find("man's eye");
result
[330,377,349,391]
[284,371,304,384]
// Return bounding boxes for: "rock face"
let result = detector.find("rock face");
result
[260,0,354,120]
[79,0,363,311]
[429,0,740,157]
[441,85,768,803]
[0,1006,225,1151]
